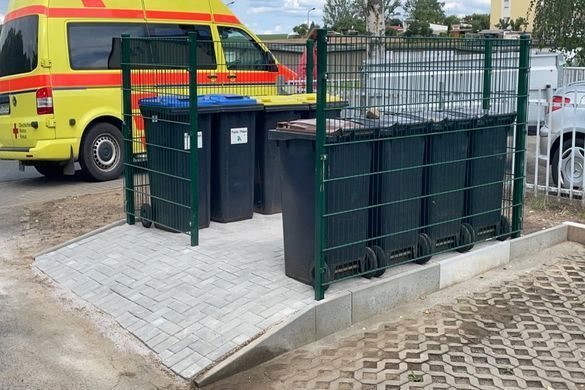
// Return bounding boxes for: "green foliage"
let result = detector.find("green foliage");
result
[444,15,460,32]
[510,17,528,31]
[405,20,433,36]
[404,0,446,24]
[324,0,403,33]
[495,18,511,30]
[463,13,490,33]
[530,0,585,65]
[323,0,359,31]
[292,22,321,37]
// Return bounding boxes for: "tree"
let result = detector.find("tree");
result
[463,13,490,32]
[292,24,309,37]
[403,0,445,24]
[531,0,585,65]
[444,15,460,32]
[405,20,433,36]
[323,0,358,31]
[509,17,528,31]
[495,18,511,30]
[354,0,401,24]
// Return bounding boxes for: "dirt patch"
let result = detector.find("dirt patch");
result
[523,194,585,234]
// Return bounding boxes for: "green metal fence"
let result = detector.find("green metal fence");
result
[311,32,531,299]
[121,34,200,246]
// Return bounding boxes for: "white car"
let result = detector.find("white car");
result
[539,81,585,189]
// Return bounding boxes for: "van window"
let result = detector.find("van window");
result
[68,23,145,70]
[146,24,216,69]
[217,27,274,71]
[0,15,39,77]
[68,23,216,70]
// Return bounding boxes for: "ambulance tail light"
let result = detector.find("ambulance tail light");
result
[36,87,54,115]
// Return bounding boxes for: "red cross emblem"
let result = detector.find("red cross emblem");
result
[12,123,18,139]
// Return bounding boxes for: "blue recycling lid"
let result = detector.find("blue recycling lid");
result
[139,95,217,108]
[199,94,258,106]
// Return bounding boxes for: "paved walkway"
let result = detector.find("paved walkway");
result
[207,243,585,390]
[35,215,318,378]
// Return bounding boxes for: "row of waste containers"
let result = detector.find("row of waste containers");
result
[138,93,344,232]
[269,111,516,286]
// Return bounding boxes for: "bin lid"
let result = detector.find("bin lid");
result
[198,94,262,112]
[138,95,218,110]
[290,93,346,107]
[269,118,370,141]
[254,95,310,111]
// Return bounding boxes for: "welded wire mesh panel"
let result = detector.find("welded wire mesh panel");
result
[121,35,200,246]
[312,33,530,299]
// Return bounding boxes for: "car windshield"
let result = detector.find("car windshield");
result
[0,15,39,77]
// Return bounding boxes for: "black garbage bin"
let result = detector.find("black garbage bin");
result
[253,96,310,215]
[292,93,347,119]
[423,111,476,253]
[466,111,516,240]
[139,95,215,232]
[370,114,432,266]
[206,94,263,223]
[270,119,373,286]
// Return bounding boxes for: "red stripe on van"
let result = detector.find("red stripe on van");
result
[4,5,48,22]
[6,6,238,24]
[81,0,106,7]
[146,10,212,21]
[0,74,51,92]
[213,14,240,24]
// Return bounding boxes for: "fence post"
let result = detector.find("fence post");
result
[512,35,531,238]
[314,29,328,301]
[121,34,135,225]
[306,39,314,94]
[188,32,200,247]
[482,39,493,112]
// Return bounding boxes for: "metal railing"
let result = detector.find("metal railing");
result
[527,87,585,203]
[311,32,531,300]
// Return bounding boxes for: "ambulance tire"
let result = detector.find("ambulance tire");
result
[33,162,65,178]
[80,123,124,182]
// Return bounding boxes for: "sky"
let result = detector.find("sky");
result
[0,0,490,34]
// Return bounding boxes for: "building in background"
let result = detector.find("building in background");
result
[491,0,534,31]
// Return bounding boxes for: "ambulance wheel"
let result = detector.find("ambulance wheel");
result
[80,123,124,182]
[33,162,65,178]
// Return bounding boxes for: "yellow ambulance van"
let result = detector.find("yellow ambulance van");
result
[0,0,296,181]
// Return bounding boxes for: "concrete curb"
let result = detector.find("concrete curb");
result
[195,223,584,387]
[34,219,126,258]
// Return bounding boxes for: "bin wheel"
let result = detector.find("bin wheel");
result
[415,233,433,265]
[360,247,378,279]
[140,204,153,228]
[311,265,331,292]
[496,215,512,241]
[371,246,387,278]
[457,223,476,253]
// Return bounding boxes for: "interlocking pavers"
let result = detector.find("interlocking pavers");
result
[206,245,585,389]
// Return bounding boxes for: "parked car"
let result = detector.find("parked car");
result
[539,81,585,190]
[0,0,296,181]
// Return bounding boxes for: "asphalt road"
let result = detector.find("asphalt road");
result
[0,160,42,182]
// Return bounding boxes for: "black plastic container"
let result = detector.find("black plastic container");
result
[466,112,516,240]
[371,114,432,266]
[254,96,310,215]
[270,119,372,286]
[139,95,215,232]
[206,95,263,223]
[424,111,475,253]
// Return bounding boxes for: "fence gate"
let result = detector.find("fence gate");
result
[312,31,531,300]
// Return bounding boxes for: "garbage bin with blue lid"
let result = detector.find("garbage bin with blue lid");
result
[269,119,374,286]
[139,95,216,232]
[466,111,516,241]
[204,94,264,223]
[253,95,310,215]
